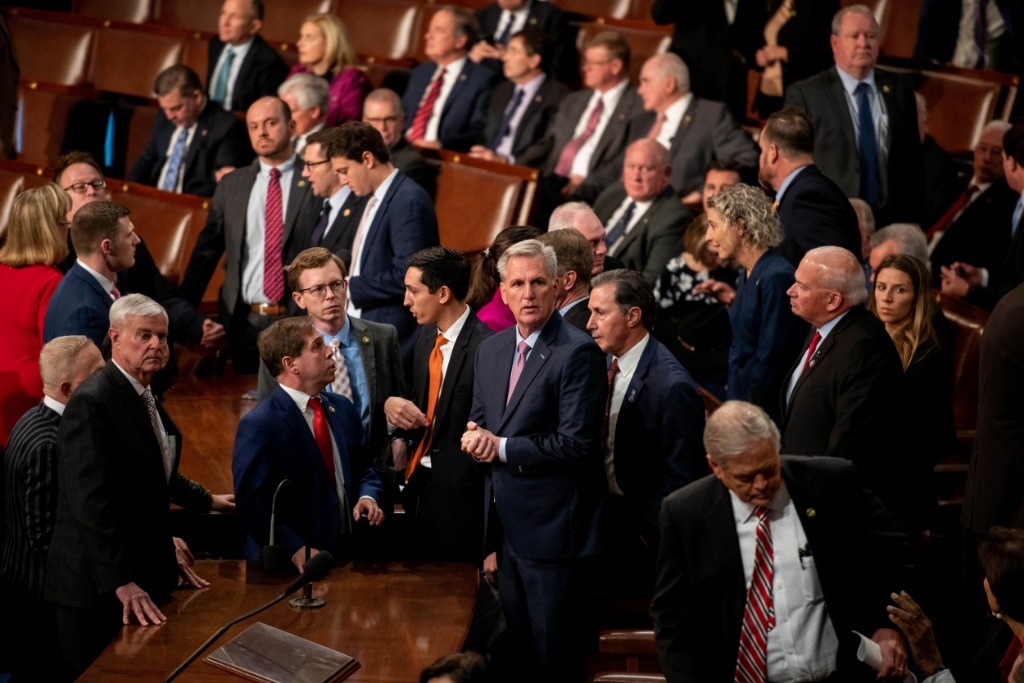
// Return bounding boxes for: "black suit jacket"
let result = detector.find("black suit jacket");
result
[474,0,579,85]
[652,455,913,683]
[45,364,181,608]
[785,67,924,226]
[930,179,1020,286]
[206,35,289,114]
[390,139,437,199]
[482,76,568,168]
[307,190,368,264]
[965,209,1024,309]
[126,100,253,198]
[775,164,862,267]
[561,297,591,332]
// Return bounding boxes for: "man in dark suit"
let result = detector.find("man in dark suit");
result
[299,128,366,262]
[401,6,495,153]
[363,88,438,198]
[652,400,913,682]
[594,138,692,283]
[540,30,644,205]
[469,29,568,167]
[235,316,384,570]
[384,247,491,564]
[278,73,329,159]
[548,201,611,275]
[628,53,758,204]
[127,65,253,197]
[206,0,288,114]
[461,239,606,681]
[539,227,594,331]
[782,246,907,522]
[758,107,861,267]
[785,5,924,226]
[470,0,578,86]
[181,96,322,373]
[587,269,705,594]
[0,336,104,681]
[326,122,440,369]
[44,295,211,676]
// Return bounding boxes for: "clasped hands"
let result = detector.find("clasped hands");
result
[461,421,499,463]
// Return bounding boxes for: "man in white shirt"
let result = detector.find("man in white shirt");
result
[206,0,288,114]
[278,73,329,159]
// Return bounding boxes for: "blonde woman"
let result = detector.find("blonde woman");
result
[289,13,370,126]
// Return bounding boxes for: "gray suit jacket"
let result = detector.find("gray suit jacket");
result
[593,184,692,284]
[627,97,759,197]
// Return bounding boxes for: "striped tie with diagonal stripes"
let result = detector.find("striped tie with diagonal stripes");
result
[735,505,774,683]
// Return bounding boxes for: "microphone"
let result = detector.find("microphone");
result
[263,479,291,572]
[165,552,335,681]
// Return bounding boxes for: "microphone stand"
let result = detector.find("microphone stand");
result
[289,545,325,609]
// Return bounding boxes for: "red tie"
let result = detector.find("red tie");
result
[309,396,335,481]
[802,330,821,372]
[735,506,774,683]
[554,97,605,177]
[406,333,447,481]
[408,67,446,142]
[926,184,979,239]
[264,167,285,302]
[110,284,121,300]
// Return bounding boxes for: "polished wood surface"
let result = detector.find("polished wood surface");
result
[79,559,479,682]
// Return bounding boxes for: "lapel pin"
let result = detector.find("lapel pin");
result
[529,17,537,25]
[343,208,351,216]
[297,180,307,188]
[882,84,891,94]
[328,405,336,414]
[683,115,693,125]
[628,388,636,403]
[362,335,371,344]
[201,129,208,136]
[806,507,817,518]
[459,73,467,82]
[534,94,542,103]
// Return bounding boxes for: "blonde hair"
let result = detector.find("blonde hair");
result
[303,13,356,74]
[0,183,70,266]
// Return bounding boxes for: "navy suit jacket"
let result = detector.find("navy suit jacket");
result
[775,165,862,267]
[401,59,495,152]
[206,35,289,114]
[474,0,579,85]
[348,171,439,365]
[232,387,383,560]
[469,312,607,560]
[652,456,913,682]
[482,76,569,168]
[42,263,111,347]
[127,100,253,197]
[611,337,706,535]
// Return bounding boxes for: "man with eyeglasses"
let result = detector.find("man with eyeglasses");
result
[256,247,405,511]
[298,127,367,260]
[363,88,436,198]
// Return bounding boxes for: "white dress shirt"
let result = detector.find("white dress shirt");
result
[605,196,654,255]
[422,56,467,143]
[242,157,296,304]
[570,79,629,178]
[419,304,471,469]
[209,38,253,111]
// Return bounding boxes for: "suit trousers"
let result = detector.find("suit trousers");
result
[53,596,123,680]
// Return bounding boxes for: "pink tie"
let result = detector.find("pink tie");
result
[648,111,667,140]
[408,67,446,142]
[264,167,285,302]
[506,340,530,404]
[735,506,774,683]
[349,196,378,276]
[554,97,605,177]
[110,284,121,300]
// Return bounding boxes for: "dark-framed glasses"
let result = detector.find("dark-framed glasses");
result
[298,279,346,298]
[63,180,106,194]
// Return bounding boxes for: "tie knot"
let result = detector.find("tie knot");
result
[608,357,620,375]
[434,333,447,350]
[329,337,341,350]
[517,340,531,357]
[309,395,323,411]
[754,506,770,522]
[855,81,871,95]
[269,167,281,180]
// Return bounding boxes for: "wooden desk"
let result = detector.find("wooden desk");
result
[80,559,479,682]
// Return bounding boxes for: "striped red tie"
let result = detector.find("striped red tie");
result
[735,506,774,683]
[408,67,446,142]
[263,167,285,302]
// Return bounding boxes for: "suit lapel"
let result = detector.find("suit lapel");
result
[366,173,403,250]
[434,318,474,422]
[73,264,114,308]
[284,156,310,244]
[106,365,167,481]
[704,485,747,618]
[828,68,859,153]
[350,317,379,412]
[499,317,558,430]
[272,388,332,480]
[670,97,698,155]
[593,88,633,165]
[322,192,366,253]
[442,61,471,120]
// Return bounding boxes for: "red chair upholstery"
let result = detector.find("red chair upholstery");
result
[88,26,185,98]
[152,0,221,34]
[263,0,333,46]
[71,0,155,23]
[337,0,425,63]
[8,14,95,87]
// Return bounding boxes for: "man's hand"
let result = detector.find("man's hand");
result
[353,497,384,526]
[887,591,944,677]
[871,626,908,681]
[200,319,226,348]
[469,41,504,63]
[560,175,584,198]
[461,421,499,462]
[468,146,509,164]
[214,166,236,182]
[483,551,498,587]
[210,493,235,511]
[384,396,429,430]
[411,139,442,151]
[115,581,166,626]
[292,546,320,573]
[173,536,209,589]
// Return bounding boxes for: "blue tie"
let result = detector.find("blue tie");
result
[161,128,188,192]
[496,13,513,46]
[855,82,881,207]
[490,87,525,150]
[308,199,331,247]
[211,47,235,107]
[605,201,636,251]
[1012,198,1023,238]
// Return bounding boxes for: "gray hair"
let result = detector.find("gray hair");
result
[497,239,557,281]
[549,201,597,232]
[277,73,330,113]
[804,246,868,306]
[109,293,168,330]
[364,87,406,119]
[704,400,781,464]
[706,183,783,250]
[646,53,690,95]
[849,198,875,236]
[39,335,95,392]
[869,223,929,266]
[984,119,1013,136]
[832,4,877,34]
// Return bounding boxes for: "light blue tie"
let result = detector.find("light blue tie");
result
[161,128,187,192]
[1013,198,1023,238]
[211,47,234,107]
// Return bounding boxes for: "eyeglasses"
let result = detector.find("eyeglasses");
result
[303,160,331,171]
[364,116,399,126]
[298,279,346,298]
[63,180,106,194]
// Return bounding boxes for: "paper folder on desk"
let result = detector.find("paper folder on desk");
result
[205,621,360,683]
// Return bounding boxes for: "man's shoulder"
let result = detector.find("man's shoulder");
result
[352,316,399,344]
[663,472,722,513]
[782,454,858,486]
[788,67,838,94]
[7,402,61,452]
[645,338,695,384]
[648,187,692,222]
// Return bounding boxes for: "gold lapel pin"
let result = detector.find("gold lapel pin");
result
[297,180,307,188]
[882,84,891,94]
[362,336,371,344]
[806,507,817,518]
[328,405,336,414]
[343,208,351,217]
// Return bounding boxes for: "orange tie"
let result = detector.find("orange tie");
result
[405,333,446,481]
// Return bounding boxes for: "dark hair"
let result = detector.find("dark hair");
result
[705,158,744,175]
[444,6,480,48]
[54,150,102,184]
[540,227,593,287]
[71,201,131,254]
[306,126,340,155]
[511,27,547,62]
[590,268,656,330]
[287,247,347,293]
[419,652,488,683]
[763,107,815,157]
[407,246,471,301]
[258,316,316,377]
[1003,122,1024,167]
[250,0,265,21]
[326,121,390,164]
[153,64,203,98]
[466,225,542,309]
[979,527,1024,623]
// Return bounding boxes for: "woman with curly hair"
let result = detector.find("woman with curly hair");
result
[0,183,71,448]
[696,183,805,421]
[289,13,371,126]
[466,225,542,332]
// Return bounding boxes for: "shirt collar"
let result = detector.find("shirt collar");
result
[613,332,649,377]
[817,309,849,340]
[325,315,354,347]
[43,395,66,416]
[439,304,471,342]
[111,359,148,396]
[76,259,115,294]
[729,478,791,524]
[259,155,296,176]
[776,165,809,202]
[371,167,399,204]
[279,382,317,413]
[836,66,877,96]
